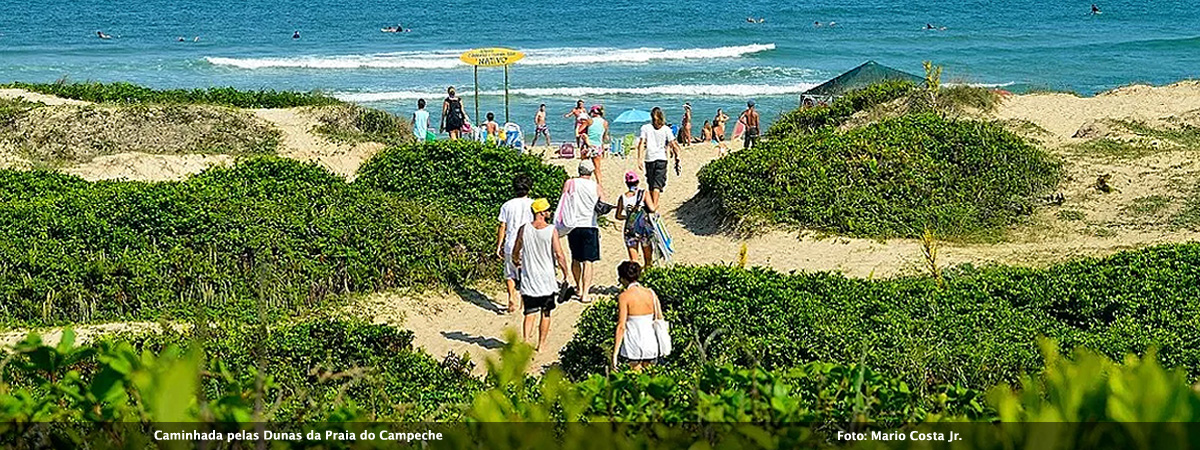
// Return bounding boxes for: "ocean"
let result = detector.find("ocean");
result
[2,0,1198,140]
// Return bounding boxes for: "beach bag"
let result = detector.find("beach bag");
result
[558,143,575,159]
[594,199,615,216]
[652,290,671,357]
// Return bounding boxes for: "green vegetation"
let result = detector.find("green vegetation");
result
[0,319,481,423]
[312,104,414,145]
[938,85,1002,113]
[562,243,1200,395]
[0,103,280,165]
[1122,195,1172,217]
[0,157,494,327]
[699,114,1062,238]
[356,140,569,216]
[3,81,341,109]
[1057,209,1086,221]
[769,80,916,137]
[6,328,1199,449]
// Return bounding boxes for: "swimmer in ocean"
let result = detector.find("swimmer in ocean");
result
[292,30,300,39]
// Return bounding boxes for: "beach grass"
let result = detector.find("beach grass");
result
[3,80,342,109]
[311,104,415,146]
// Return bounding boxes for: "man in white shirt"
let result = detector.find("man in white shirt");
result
[556,160,603,303]
[496,174,534,313]
[636,106,683,207]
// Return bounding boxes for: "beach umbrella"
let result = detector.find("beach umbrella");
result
[613,109,651,124]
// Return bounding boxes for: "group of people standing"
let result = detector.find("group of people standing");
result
[494,105,697,369]
[412,87,761,155]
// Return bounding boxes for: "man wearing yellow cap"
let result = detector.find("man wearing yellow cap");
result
[511,197,572,350]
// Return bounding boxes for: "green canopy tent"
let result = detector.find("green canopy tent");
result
[801,60,923,106]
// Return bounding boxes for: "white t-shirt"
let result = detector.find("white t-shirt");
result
[639,123,675,162]
[498,197,534,255]
[559,177,599,229]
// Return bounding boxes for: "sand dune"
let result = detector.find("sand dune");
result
[5,83,1200,373]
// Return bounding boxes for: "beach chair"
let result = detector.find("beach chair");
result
[504,123,524,151]
[557,143,575,159]
[620,134,636,158]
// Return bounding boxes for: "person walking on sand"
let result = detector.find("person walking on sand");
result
[636,107,682,208]
[496,174,535,314]
[712,108,729,142]
[679,103,693,146]
[583,105,609,181]
[611,261,665,372]
[738,100,761,150]
[511,198,571,350]
[442,86,468,140]
[412,99,431,141]
[564,100,587,148]
[555,160,603,303]
[615,171,657,268]
[531,104,550,147]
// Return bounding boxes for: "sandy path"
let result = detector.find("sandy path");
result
[0,88,90,106]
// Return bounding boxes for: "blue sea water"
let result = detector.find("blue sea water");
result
[2,0,1198,139]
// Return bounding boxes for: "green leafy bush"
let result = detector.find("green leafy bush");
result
[312,104,414,145]
[561,244,1200,394]
[355,140,569,215]
[699,114,1062,237]
[3,81,341,109]
[768,80,916,137]
[0,318,482,424]
[0,157,495,327]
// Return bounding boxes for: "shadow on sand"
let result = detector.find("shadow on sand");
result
[673,192,729,236]
[441,331,505,350]
[453,286,504,314]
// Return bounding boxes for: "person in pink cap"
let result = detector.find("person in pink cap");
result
[614,170,659,267]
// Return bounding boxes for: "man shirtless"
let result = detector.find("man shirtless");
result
[532,104,550,146]
[738,100,761,150]
[563,100,587,147]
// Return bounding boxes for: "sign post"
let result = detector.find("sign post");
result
[460,48,525,124]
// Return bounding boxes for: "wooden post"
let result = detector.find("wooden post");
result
[473,66,479,128]
[504,65,510,124]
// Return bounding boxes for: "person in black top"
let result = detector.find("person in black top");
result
[442,86,468,140]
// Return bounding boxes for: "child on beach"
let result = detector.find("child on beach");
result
[485,112,500,143]
[615,171,657,268]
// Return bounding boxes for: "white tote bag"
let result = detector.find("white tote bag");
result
[651,290,672,357]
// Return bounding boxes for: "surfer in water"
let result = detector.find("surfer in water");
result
[97,31,112,39]
[292,30,300,39]
[1091,4,1101,15]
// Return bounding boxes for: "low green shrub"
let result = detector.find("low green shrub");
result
[699,114,1063,238]
[312,104,414,145]
[0,318,482,423]
[561,243,1200,394]
[355,140,569,215]
[768,80,916,137]
[0,157,495,327]
[3,81,341,109]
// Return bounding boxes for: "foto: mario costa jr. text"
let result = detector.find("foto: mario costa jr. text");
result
[838,431,962,442]
[154,430,443,442]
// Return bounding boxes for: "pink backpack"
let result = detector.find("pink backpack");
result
[557,143,575,159]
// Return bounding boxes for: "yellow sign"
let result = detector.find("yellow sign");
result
[460,48,525,67]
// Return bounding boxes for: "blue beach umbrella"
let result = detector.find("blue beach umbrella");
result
[613,109,651,124]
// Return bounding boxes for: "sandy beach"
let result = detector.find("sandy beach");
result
[4,82,1200,372]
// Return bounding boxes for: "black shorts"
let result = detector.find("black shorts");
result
[567,227,601,262]
[522,294,555,315]
[645,160,668,191]
[743,127,760,149]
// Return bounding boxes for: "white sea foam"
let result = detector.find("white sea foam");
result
[204,44,776,70]
[334,82,818,102]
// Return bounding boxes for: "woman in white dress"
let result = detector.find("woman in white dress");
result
[611,261,664,371]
